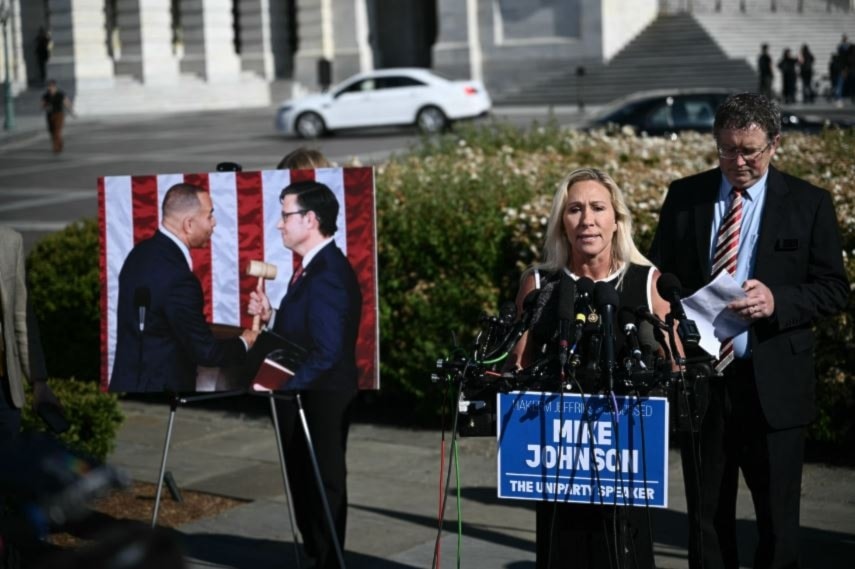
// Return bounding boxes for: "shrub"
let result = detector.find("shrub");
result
[25,219,101,382]
[21,378,124,461]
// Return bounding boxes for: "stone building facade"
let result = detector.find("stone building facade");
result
[11,0,840,115]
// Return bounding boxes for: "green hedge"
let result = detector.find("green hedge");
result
[26,219,101,381]
[20,378,124,461]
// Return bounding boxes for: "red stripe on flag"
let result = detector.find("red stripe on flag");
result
[343,167,378,390]
[98,177,109,392]
[184,173,213,322]
[131,176,159,244]
[236,172,265,329]
[289,168,315,183]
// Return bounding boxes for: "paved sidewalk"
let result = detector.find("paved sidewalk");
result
[108,399,855,569]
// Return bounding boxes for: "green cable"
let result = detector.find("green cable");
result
[480,352,509,365]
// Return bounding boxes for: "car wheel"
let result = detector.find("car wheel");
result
[295,112,326,139]
[416,106,447,134]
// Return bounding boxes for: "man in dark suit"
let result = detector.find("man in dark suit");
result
[650,93,849,569]
[249,180,362,569]
[110,183,257,393]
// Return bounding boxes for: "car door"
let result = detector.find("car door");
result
[324,78,380,129]
[379,75,432,124]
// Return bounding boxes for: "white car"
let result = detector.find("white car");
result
[275,68,492,138]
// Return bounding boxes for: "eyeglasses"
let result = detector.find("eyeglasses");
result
[280,209,306,221]
[716,142,772,162]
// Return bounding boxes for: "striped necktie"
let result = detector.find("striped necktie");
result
[713,187,745,374]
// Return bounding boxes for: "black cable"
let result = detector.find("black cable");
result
[545,389,568,569]
[431,369,465,569]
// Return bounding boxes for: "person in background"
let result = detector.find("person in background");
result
[1,225,63,569]
[41,80,73,153]
[277,147,332,170]
[650,93,849,569]
[777,48,798,104]
[34,28,50,84]
[757,43,774,100]
[799,44,815,104]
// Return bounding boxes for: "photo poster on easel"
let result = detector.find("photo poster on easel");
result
[98,167,379,393]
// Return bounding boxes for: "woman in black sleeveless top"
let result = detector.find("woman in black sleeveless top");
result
[507,167,673,569]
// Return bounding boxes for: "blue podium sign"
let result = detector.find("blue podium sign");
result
[497,391,669,508]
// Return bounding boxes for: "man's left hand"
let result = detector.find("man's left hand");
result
[728,279,775,321]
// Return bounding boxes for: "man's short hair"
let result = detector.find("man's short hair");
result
[280,180,339,237]
[714,92,781,140]
[162,183,205,219]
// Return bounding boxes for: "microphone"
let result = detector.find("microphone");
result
[134,287,151,333]
[558,275,576,370]
[485,289,540,359]
[593,281,620,391]
[619,308,647,370]
[635,305,668,330]
[656,273,701,347]
[497,301,517,327]
[575,277,595,313]
[656,273,688,321]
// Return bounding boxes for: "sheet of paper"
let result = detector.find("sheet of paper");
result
[681,272,749,356]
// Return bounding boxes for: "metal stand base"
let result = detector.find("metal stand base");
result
[150,390,302,567]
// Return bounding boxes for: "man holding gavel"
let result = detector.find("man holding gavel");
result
[248,177,362,569]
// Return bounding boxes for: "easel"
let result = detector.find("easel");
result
[150,389,346,569]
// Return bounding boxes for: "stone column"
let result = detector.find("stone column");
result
[180,0,241,82]
[432,0,471,79]
[292,0,329,88]
[114,0,180,84]
[46,0,115,92]
[237,0,274,79]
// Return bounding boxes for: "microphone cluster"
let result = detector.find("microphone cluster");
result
[431,271,714,436]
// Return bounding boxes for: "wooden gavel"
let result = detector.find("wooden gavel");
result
[247,260,278,331]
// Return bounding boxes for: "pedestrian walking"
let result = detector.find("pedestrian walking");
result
[41,80,73,153]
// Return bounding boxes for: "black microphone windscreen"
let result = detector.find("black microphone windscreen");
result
[593,281,620,308]
[558,275,575,321]
[656,273,682,300]
[134,286,151,309]
[618,307,636,329]
[498,301,517,326]
[576,276,595,298]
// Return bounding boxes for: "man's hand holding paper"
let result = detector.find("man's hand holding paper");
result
[681,271,750,357]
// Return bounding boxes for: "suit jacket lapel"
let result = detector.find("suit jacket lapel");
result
[694,169,720,284]
[753,166,789,279]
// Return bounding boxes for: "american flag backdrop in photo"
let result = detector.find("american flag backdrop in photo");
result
[98,167,379,391]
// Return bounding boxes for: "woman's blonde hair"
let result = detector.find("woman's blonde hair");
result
[535,167,650,286]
